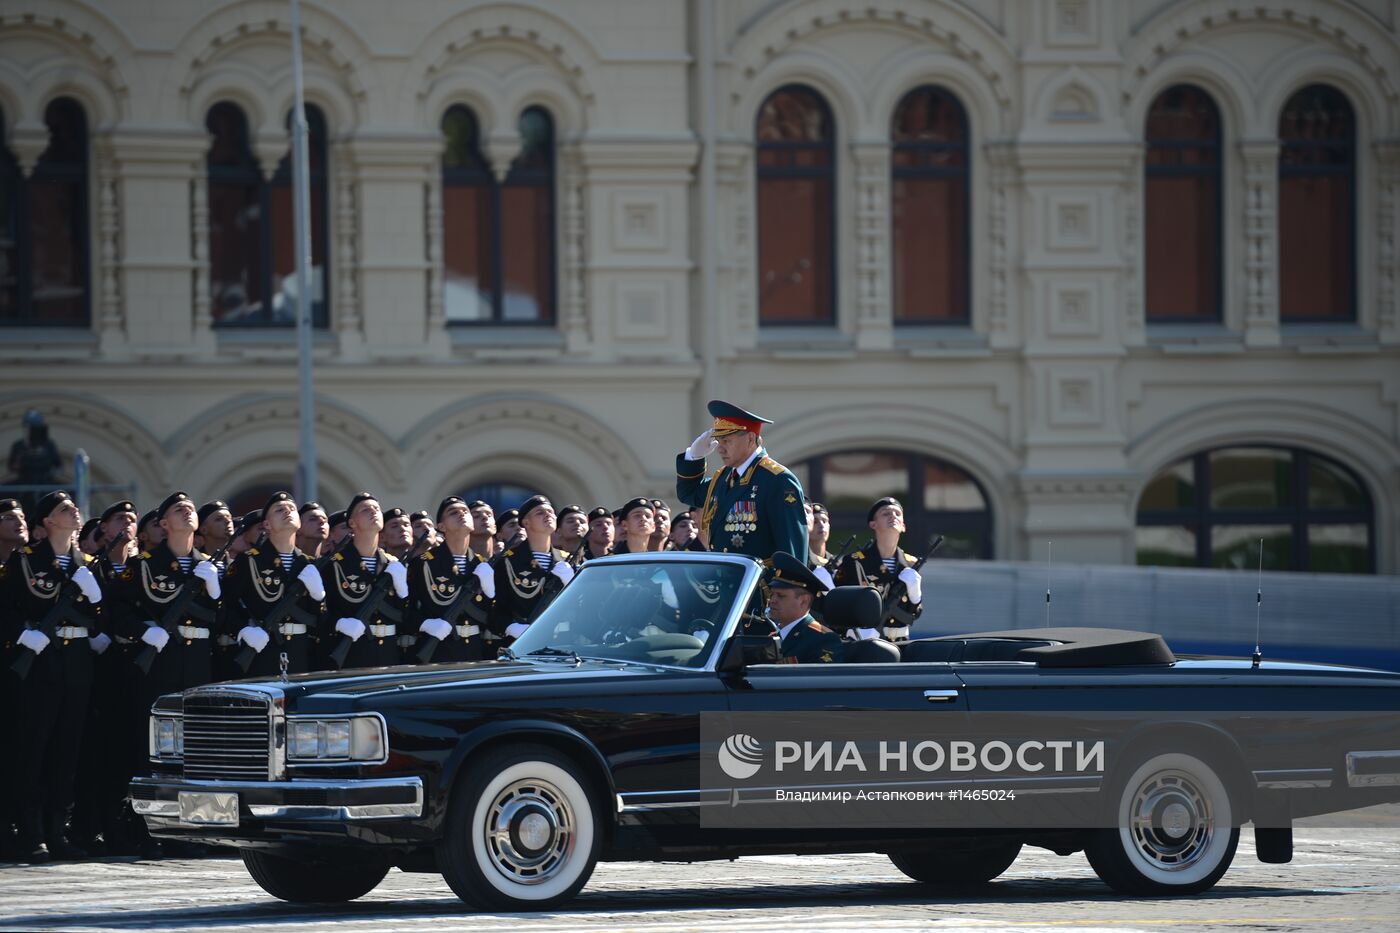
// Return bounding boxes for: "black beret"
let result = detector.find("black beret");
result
[409,510,430,523]
[615,497,653,522]
[156,491,194,520]
[383,507,407,522]
[327,510,347,527]
[557,504,585,520]
[261,490,295,516]
[101,499,137,523]
[498,509,520,525]
[239,510,263,530]
[768,550,823,595]
[137,509,158,533]
[197,500,230,524]
[810,501,828,515]
[0,497,23,514]
[867,497,903,523]
[31,489,74,524]
[346,492,377,515]
[467,500,491,511]
[80,518,102,541]
[436,496,466,522]
[518,495,551,520]
[671,511,696,527]
[586,506,611,522]
[298,501,325,516]
[650,499,670,512]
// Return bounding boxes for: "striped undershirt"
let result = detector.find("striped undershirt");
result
[177,556,193,573]
[278,552,294,572]
[532,550,553,570]
[452,554,468,572]
[361,556,378,574]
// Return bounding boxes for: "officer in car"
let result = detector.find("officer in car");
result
[766,551,841,664]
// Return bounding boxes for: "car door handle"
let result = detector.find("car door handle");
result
[923,689,959,703]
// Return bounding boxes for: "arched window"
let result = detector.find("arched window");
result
[1136,446,1373,573]
[442,106,555,324]
[1,98,89,326]
[1145,85,1222,321]
[207,102,329,327]
[456,481,545,515]
[1278,85,1355,321]
[755,85,834,325]
[801,450,992,560]
[891,86,969,323]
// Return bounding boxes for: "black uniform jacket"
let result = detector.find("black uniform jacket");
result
[1,540,102,645]
[833,546,923,627]
[488,544,571,637]
[779,615,841,663]
[407,546,492,645]
[108,542,217,642]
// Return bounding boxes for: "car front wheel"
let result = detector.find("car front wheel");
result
[1086,751,1239,895]
[437,743,601,910]
[241,849,390,903]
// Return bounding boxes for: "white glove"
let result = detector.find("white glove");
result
[193,560,221,599]
[852,627,881,641]
[550,561,574,585]
[386,560,409,598]
[812,565,835,591]
[141,626,170,652]
[89,632,112,654]
[237,625,271,653]
[473,561,496,599]
[71,565,102,604]
[419,618,452,641]
[335,617,366,641]
[685,428,717,460]
[505,622,530,639]
[296,564,326,601]
[898,566,923,604]
[660,576,678,609]
[18,628,50,655]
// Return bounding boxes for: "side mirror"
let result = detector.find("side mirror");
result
[718,634,781,672]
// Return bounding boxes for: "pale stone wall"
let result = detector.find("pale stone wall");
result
[0,0,1396,570]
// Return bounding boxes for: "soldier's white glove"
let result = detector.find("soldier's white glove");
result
[89,632,112,654]
[473,562,496,599]
[812,565,835,591]
[685,428,717,460]
[296,564,326,601]
[660,576,678,609]
[18,628,50,655]
[386,560,409,598]
[898,566,922,604]
[140,626,170,652]
[335,618,366,641]
[852,627,881,641]
[237,625,271,653]
[505,622,530,639]
[550,561,574,585]
[193,560,221,599]
[419,618,452,641]
[71,565,102,604]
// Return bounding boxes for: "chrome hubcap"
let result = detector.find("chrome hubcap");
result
[484,779,575,884]
[1129,769,1214,871]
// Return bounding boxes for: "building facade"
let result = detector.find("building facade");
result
[1,0,1397,571]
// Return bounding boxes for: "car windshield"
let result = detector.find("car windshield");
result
[507,559,751,668]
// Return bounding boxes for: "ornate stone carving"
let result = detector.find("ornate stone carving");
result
[852,142,889,348]
[559,147,588,351]
[985,143,1015,341]
[93,137,124,346]
[1377,142,1400,341]
[334,147,360,338]
[1241,142,1280,345]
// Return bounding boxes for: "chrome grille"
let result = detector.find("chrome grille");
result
[181,691,272,780]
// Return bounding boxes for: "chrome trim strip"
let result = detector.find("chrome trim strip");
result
[923,689,959,702]
[1253,768,1334,790]
[616,775,1102,811]
[1346,751,1400,788]
[131,777,424,821]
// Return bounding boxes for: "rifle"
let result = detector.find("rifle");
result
[413,555,492,664]
[134,522,247,675]
[819,534,857,574]
[879,534,944,632]
[326,530,431,670]
[231,552,326,675]
[525,539,586,624]
[10,543,100,681]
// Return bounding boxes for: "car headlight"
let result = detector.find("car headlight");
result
[287,716,385,762]
[150,715,183,759]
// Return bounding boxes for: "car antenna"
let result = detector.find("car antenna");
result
[1045,539,1052,627]
[1252,537,1264,669]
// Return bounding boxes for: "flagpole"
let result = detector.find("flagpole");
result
[290,0,317,501]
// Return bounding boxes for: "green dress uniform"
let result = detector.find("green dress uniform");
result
[779,614,842,664]
[675,448,808,563]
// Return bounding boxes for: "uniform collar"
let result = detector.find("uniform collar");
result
[778,612,812,643]
[736,446,765,477]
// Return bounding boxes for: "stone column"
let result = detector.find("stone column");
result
[852,140,892,351]
[1375,140,1400,345]
[1240,140,1281,347]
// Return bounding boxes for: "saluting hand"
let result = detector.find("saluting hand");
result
[685,428,717,460]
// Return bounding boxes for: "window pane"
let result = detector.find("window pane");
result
[1145,172,1220,319]
[1208,448,1292,510]
[1139,458,1196,511]
[892,87,968,145]
[757,175,833,322]
[266,107,328,327]
[1307,457,1367,511]
[27,177,87,323]
[500,184,553,322]
[208,179,264,323]
[822,452,909,513]
[443,184,493,322]
[1136,525,1197,567]
[892,176,968,322]
[0,127,16,319]
[922,460,984,510]
[1279,85,1354,321]
[1308,524,1369,573]
[1210,525,1292,570]
[757,87,831,142]
[442,107,485,171]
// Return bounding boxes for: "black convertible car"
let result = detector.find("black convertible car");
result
[132,552,1400,910]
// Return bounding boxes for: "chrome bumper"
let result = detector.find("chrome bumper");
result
[130,775,423,822]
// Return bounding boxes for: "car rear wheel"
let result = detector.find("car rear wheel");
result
[889,841,1022,887]
[241,849,390,903]
[1086,751,1239,895]
[437,743,600,910]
